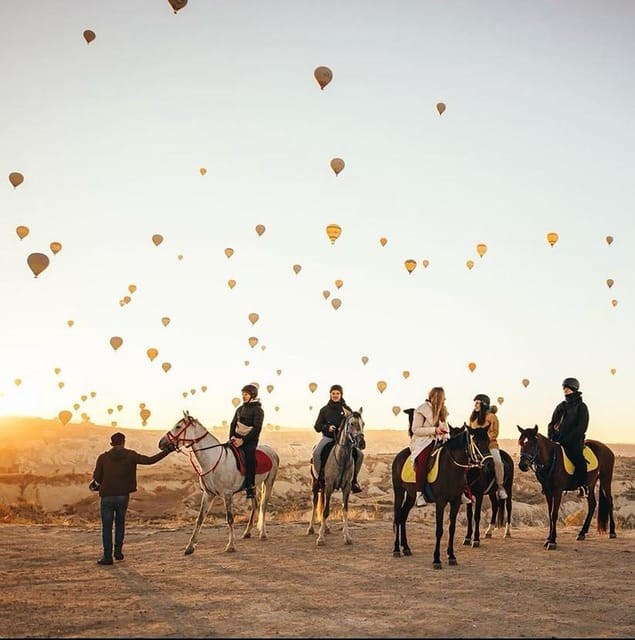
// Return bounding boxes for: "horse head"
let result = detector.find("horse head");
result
[467,424,493,472]
[517,424,540,472]
[158,411,208,451]
[343,407,366,450]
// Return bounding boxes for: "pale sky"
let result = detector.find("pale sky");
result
[1,0,633,442]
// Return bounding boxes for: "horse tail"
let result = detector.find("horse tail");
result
[316,488,324,521]
[595,443,615,534]
[496,497,505,529]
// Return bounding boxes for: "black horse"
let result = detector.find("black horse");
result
[392,423,492,569]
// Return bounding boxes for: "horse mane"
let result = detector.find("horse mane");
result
[404,408,415,437]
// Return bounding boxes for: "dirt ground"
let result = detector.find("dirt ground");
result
[2,519,633,638]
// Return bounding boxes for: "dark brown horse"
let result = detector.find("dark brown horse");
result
[517,425,617,549]
[392,425,492,569]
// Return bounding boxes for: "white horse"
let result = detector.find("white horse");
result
[158,411,279,554]
[307,408,366,546]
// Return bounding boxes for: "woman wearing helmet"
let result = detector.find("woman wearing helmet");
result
[229,384,264,499]
[547,378,589,496]
[469,394,507,500]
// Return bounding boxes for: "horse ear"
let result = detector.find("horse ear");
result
[516,425,522,433]
[533,424,539,433]
[359,406,363,415]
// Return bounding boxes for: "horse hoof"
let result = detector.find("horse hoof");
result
[225,546,236,553]
[433,562,442,570]
[316,538,325,547]
[259,533,268,541]
[610,532,617,539]
[393,551,401,558]
[545,542,557,550]
[485,532,492,538]
[242,532,251,539]
[184,547,194,556]
[344,539,353,546]
[306,527,314,535]
[449,558,458,566]
[576,534,585,541]
[462,538,471,546]
[505,532,512,538]
[472,540,480,548]
[403,548,412,556]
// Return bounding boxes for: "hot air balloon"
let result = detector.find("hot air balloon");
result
[107,408,114,415]
[606,278,614,289]
[83,29,96,44]
[610,368,616,375]
[402,370,410,379]
[261,344,266,352]
[117,404,123,411]
[314,66,333,90]
[377,380,387,394]
[331,298,342,310]
[308,382,317,393]
[522,378,530,388]
[162,362,171,373]
[232,397,241,408]
[168,0,188,13]
[54,367,61,375]
[248,312,259,325]
[293,264,302,274]
[73,403,80,411]
[109,336,123,350]
[14,378,22,386]
[122,295,131,305]
[67,319,74,327]
[248,336,258,348]
[152,234,163,246]
[199,167,207,176]
[161,316,170,327]
[330,158,345,176]
[90,391,96,398]
[50,242,62,255]
[546,232,559,247]
[422,259,430,268]
[334,279,343,289]
[436,102,447,116]
[81,395,88,402]
[177,254,183,261]
[9,172,24,188]
[57,381,64,389]
[606,235,614,246]
[27,253,49,278]
[361,356,368,365]
[58,410,72,426]
[255,224,266,237]
[379,237,387,247]
[404,259,417,274]
[266,384,274,394]
[16,226,29,240]
[227,279,236,289]
[611,299,618,307]
[468,362,476,372]
[147,348,158,361]
[392,406,401,417]
[322,290,330,300]
[128,284,136,294]
[201,385,207,392]
[224,247,234,258]
[497,396,504,405]
[81,413,89,422]
[244,360,250,366]
[276,369,282,376]
[466,260,474,271]
[140,408,151,422]
[325,224,342,245]
[476,243,487,258]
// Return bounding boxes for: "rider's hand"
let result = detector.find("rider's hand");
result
[231,436,243,447]
[328,425,335,432]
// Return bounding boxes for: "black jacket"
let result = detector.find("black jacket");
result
[314,400,351,438]
[229,400,264,445]
[548,392,589,448]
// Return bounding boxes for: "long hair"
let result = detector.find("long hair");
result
[470,407,487,426]
[428,387,448,426]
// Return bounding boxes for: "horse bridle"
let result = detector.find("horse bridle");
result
[338,412,364,448]
[166,415,208,451]
[447,429,492,469]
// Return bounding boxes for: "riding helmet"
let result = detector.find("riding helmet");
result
[473,393,490,406]
[562,377,580,392]
[330,384,343,394]
[241,384,259,398]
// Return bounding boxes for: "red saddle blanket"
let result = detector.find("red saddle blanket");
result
[229,444,274,476]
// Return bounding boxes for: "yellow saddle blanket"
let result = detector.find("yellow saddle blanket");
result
[562,445,598,475]
[401,448,442,484]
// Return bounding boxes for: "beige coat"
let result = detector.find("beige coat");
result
[470,411,500,450]
[409,400,449,461]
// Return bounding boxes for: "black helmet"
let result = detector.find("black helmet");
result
[330,384,343,394]
[473,394,490,406]
[562,377,580,391]
[241,384,258,398]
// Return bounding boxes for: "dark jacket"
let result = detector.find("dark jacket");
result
[229,399,264,445]
[93,446,170,497]
[548,391,589,449]
[314,400,351,438]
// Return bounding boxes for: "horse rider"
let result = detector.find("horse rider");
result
[229,383,264,499]
[548,377,589,497]
[469,394,508,500]
[312,384,363,493]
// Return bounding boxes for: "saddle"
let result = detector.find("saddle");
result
[561,445,598,475]
[228,442,274,476]
[401,448,442,501]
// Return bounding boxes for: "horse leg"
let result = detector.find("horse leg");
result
[185,491,214,555]
[400,494,414,556]
[598,455,617,539]
[485,494,496,538]
[433,502,444,569]
[543,492,554,548]
[447,500,460,565]
[342,488,353,545]
[472,494,483,547]
[306,486,320,535]
[316,489,331,546]
[222,493,237,552]
[546,491,561,550]
[241,487,259,540]
[256,474,275,540]
[463,502,473,546]
[392,485,404,557]
[577,481,596,541]
[504,493,512,538]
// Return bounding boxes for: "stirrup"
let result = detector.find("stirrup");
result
[577,485,589,498]
[351,479,362,494]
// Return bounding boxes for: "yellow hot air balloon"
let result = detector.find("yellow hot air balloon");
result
[606,235,614,246]
[58,381,64,389]
[611,299,618,307]
[314,66,333,90]
[168,0,188,13]
[255,224,266,236]
[468,362,476,372]
[58,410,72,426]
[606,278,614,289]
[73,403,80,411]
[466,259,475,270]
[147,347,159,361]
[522,378,530,388]
[476,243,487,258]
[227,279,236,289]
[83,29,95,44]
[436,102,446,115]
[16,225,29,240]
[54,367,61,375]
[81,395,88,402]
[266,384,274,394]
[50,241,62,255]
[322,290,330,300]
[27,253,49,278]
[330,158,345,176]
[361,356,368,365]
[404,259,417,274]
[292,264,302,274]
[248,336,258,348]
[199,167,207,176]
[67,319,74,327]
[422,259,430,268]
[152,234,163,246]
[201,385,207,392]
[377,380,387,394]
[497,396,504,405]
[334,279,343,290]
[109,336,123,350]
[128,284,136,294]
[546,232,559,247]
[9,172,24,188]
[308,382,317,393]
[107,408,114,415]
[248,312,259,325]
[117,404,123,411]
[90,392,96,399]
[379,237,387,247]
[331,298,342,310]
[224,247,234,258]
[325,224,341,245]
[392,406,401,417]
[232,397,241,408]
[610,368,616,375]
[402,370,410,379]
[161,316,170,327]
[162,362,171,373]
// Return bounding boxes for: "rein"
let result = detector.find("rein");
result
[521,436,556,484]
[333,413,363,489]
[445,429,490,470]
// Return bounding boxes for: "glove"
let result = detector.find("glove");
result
[88,479,100,492]
[165,442,177,452]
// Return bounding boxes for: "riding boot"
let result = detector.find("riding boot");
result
[351,472,362,494]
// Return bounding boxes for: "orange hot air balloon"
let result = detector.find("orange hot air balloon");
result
[248,312,259,325]
[122,295,131,305]
[255,224,266,236]
[392,406,401,417]
[322,290,330,300]
[611,299,618,307]
[58,381,64,389]
[379,237,387,247]
[293,264,302,274]
[9,172,24,188]
[50,242,62,255]
[331,298,342,310]
[522,378,530,388]
[58,410,72,426]
[402,370,410,379]
[83,29,96,44]
[248,336,258,348]
[468,362,476,372]
[162,362,171,373]
[266,384,274,394]
[227,279,236,289]
[67,319,74,327]
[27,253,49,278]
[308,382,317,393]
[147,347,158,361]
[377,380,387,394]
[325,224,341,245]
[330,158,345,176]
[436,102,446,115]
[168,0,188,13]
[73,403,80,411]
[128,284,137,294]
[606,278,614,289]
[224,247,234,258]
[16,226,29,240]
[476,243,487,258]
[466,260,474,270]
[546,232,559,247]
[161,316,170,327]
[232,397,241,408]
[314,66,333,90]
[110,336,123,350]
[152,234,163,246]
[404,259,417,274]
[610,368,616,375]
[361,356,368,365]
[140,408,151,421]
[334,279,343,290]
[199,167,207,176]
[606,235,614,246]
[139,402,146,409]
[422,259,430,268]
[497,396,504,405]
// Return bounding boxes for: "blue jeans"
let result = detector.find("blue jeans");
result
[100,495,129,559]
